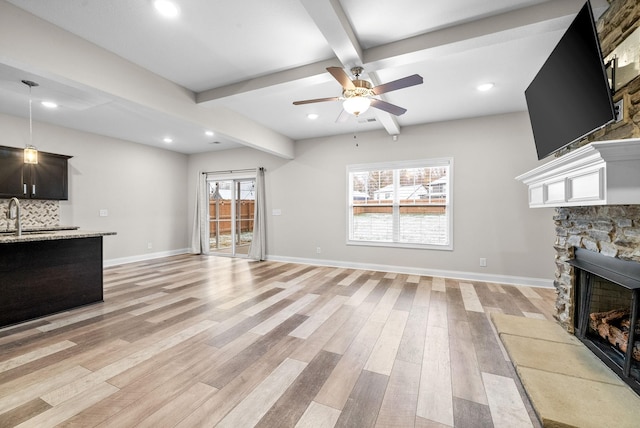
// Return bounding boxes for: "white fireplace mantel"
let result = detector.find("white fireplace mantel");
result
[516,139,640,208]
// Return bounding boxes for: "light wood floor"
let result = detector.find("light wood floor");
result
[0,255,557,427]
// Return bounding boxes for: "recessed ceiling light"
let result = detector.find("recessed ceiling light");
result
[477,83,495,92]
[163,137,173,143]
[154,0,180,18]
[307,113,319,120]
[205,130,214,137]
[41,101,58,108]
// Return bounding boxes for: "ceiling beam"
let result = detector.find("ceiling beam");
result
[196,0,595,140]
[299,0,363,68]
[295,0,403,136]
[197,59,337,104]
[197,0,589,104]
[364,0,594,70]
[199,0,403,138]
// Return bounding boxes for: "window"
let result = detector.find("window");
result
[347,158,453,250]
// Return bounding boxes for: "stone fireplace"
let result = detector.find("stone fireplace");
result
[554,205,640,331]
[543,0,640,378]
[553,195,640,397]
[512,0,640,406]
[516,139,640,392]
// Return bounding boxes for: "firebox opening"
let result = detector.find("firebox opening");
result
[571,247,640,394]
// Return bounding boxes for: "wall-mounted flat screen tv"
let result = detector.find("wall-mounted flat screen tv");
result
[525,1,615,160]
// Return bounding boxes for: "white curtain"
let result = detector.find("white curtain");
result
[248,167,266,261]
[190,172,210,255]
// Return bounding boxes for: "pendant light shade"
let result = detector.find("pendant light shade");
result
[22,79,39,165]
[343,96,371,116]
[24,145,38,164]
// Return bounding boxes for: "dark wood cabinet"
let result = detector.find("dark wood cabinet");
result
[0,148,24,198]
[0,236,104,327]
[29,152,70,200]
[0,146,71,200]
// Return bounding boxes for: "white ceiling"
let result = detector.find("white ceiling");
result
[0,0,609,155]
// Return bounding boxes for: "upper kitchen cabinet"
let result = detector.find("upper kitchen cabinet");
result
[0,145,71,200]
[0,146,24,198]
[29,152,71,200]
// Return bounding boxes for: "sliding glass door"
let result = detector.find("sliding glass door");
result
[208,178,255,257]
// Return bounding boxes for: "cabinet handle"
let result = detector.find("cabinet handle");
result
[32,184,36,196]
[23,183,27,195]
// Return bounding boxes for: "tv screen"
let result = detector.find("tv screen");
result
[525,1,615,160]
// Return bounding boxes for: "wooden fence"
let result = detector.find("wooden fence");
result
[209,200,254,234]
[352,199,447,215]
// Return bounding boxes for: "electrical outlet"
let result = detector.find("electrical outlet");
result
[99,209,108,217]
[316,247,322,254]
[614,99,624,122]
[480,258,487,267]
[147,242,153,250]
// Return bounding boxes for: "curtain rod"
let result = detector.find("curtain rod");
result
[202,167,264,175]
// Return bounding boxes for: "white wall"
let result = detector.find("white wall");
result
[0,110,556,284]
[0,113,189,262]
[188,111,557,286]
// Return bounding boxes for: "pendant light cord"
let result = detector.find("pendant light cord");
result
[28,84,33,145]
[21,79,39,148]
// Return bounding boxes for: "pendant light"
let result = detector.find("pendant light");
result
[22,79,39,164]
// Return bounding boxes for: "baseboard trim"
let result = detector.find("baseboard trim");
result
[104,248,190,267]
[104,250,554,288]
[265,255,554,288]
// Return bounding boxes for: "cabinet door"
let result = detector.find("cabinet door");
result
[30,153,69,200]
[0,147,26,198]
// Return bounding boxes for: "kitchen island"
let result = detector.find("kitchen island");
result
[0,229,116,328]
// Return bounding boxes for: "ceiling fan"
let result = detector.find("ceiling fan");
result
[293,66,423,117]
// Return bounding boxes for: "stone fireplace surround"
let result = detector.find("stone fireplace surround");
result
[555,204,640,331]
[513,138,640,423]
[516,138,640,331]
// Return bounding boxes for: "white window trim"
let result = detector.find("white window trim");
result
[346,157,454,251]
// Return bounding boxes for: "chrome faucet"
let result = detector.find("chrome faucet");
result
[7,197,21,236]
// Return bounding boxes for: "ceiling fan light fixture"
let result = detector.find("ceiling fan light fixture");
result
[343,96,371,116]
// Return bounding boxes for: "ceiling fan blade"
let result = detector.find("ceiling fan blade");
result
[372,74,423,95]
[293,97,340,105]
[327,67,355,90]
[370,99,407,116]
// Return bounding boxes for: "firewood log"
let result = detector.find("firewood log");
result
[589,308,640,362]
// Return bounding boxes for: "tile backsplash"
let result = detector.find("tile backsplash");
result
[0,199,59,230]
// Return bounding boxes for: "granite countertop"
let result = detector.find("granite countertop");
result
[0,227,116,244]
